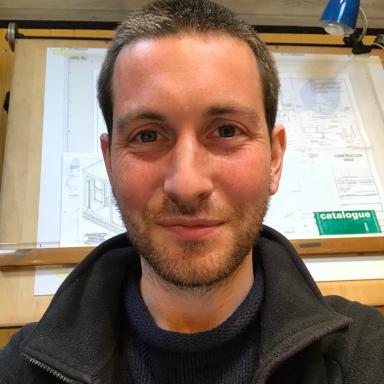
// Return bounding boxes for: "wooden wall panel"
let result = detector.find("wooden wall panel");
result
[0,266,52,327]
[0,37,109,245]
[0,28,110,195]
[318,280,384,307]
[0,0,383,28]
[0,29,14,189]
[0,264,382,328]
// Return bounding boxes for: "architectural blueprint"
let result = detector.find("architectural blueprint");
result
[38,48,125,247]
[38,50,384,245]
[60,154,124,246]
[264,70,384,238]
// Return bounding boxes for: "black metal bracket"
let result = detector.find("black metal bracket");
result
[3,91,10,113]
[343,29,372,54]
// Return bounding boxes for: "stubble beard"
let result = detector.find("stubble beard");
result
[115,194,269,292]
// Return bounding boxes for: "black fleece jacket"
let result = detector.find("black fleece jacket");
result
[1,226,384,384]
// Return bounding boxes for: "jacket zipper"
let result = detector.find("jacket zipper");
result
[23,354,78,384]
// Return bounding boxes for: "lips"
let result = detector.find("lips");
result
[157,218,224,241]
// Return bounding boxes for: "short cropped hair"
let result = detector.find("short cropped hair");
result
[97,0,280,137]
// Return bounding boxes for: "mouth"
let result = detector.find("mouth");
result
[157,218,224,241]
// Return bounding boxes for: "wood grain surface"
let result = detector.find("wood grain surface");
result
[0,0,383,28]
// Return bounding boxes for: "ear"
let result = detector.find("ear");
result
[100,133,113,181]
[269,124,286,195]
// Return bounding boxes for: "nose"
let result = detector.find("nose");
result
[163,134,214,207]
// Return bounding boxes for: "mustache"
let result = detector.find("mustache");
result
[143,197,236,221]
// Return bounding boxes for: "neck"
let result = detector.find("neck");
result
[139,253,254,333]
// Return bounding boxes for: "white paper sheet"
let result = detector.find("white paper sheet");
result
[33,256,384,295]
[304,255,384,282]
[34,266,74,296]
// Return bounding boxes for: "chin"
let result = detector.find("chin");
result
[141,238,251,291]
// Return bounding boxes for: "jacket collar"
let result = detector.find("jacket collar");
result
[22,233,136,384]
[254,228,351,382]
[22,226,351,384]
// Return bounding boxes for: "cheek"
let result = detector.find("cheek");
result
[111,159,162,213]
[216,152,271,203]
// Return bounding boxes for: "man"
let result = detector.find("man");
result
[1,0,384,383]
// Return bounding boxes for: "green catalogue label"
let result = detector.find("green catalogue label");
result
[314,210,381,236]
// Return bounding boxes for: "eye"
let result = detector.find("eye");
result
[218,125,237,138]
[136,130,158,142]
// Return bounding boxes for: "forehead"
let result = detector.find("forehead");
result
[112,33,264,121]
[114,32,260,85]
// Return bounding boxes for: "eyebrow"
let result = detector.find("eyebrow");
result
[115,103,260,131]
[204,104,260,124]
[115,110,166,132]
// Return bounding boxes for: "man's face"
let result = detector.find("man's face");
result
[101,33,286,289]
